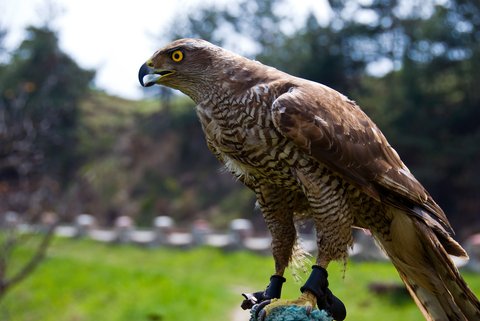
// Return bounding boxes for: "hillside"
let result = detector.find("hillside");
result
[74,90,256,228]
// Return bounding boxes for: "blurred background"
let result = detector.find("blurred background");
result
[0,0,479,320]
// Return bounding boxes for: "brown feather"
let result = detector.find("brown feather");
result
[378,208,480,320]
[271,85,453,234]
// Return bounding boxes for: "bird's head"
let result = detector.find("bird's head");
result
[138,38,231,101]
[139,38,265,102]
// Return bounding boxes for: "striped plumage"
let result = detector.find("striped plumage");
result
[139,38,480,320]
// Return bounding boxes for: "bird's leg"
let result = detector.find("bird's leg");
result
[300,265,346,321]
[297,168,350,320]
[240,210,295,310]
[302,222,347,320]
[253,170,348,320]
[241,187,296,310]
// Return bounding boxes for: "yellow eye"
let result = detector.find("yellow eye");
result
[171,50,184,62]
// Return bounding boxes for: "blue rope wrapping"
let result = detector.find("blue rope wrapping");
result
[249,305,333,321]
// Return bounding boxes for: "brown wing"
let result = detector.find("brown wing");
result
[271,83,453,234]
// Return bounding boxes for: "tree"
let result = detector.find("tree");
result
[389,0,480,233]
[167,0,289,57]
[332,0,480,234]
[0,26,94,213]
[0,25,94,300]
[257,13,366,93]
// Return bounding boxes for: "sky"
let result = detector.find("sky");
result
[2,0,330,100]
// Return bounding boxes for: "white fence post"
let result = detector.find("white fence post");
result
[74,214,95,238]
[229,219,253,249]
[114,216,133,244]
[153,216,174,245]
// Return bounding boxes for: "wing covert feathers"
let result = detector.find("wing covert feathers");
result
[271,85,453,234]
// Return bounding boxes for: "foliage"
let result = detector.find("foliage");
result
[0,26,94,215]
[0,27,7,62]
[168,0,288,56]
[2,238,480,321]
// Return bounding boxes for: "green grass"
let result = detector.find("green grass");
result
[1,238,480,321]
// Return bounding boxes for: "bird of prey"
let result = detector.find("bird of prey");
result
[139,38,480,321]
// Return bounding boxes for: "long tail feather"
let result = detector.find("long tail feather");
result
[375,209,480,321]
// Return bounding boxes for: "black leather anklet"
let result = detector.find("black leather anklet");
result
[241,274,286,310]
[265,274,286,299]
[300,265,328,298]
[300,265,346,321]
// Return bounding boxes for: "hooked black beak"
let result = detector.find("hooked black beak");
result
[138,63,175,87]
[138,63,157,87]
